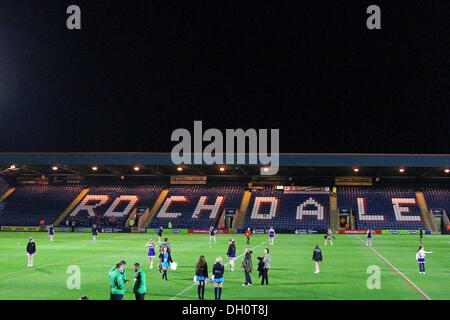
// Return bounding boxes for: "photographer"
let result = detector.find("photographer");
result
[241,248,253,286]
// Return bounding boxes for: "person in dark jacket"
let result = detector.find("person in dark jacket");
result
[157,226,163,244]
[226,239,236,271]
[261,248,271,285]
[160,238,171,254]
[241,248,253,286]
[313,245,323,273]
[159,247,173,280]
[195,255,208,299]
[256,256,264,278]
[212,257,225,300]
[26,237,36,267]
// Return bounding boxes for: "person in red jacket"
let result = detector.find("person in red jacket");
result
[244,227,253,245]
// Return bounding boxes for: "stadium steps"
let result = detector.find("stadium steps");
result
[442,212,450,233]
[53,188,90,225]
[329,193,339,232]
[415,191,439,234]
[217,209,226,229]
[232,190,251,229]
[138,189,169,228]
[0,188,15,202]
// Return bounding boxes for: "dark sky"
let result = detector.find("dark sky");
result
[0,1,448,153]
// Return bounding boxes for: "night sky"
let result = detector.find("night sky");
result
[0,1,448,153]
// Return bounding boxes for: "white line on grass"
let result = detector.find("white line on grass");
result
[354,235,431,300]
[0,246,131,279]
[168,239,268,300]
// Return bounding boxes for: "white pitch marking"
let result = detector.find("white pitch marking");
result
[169,239,268,300]
[355,235,431,300]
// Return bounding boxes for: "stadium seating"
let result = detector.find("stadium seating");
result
[0,184,84,226]
[338,187,426,230]
[149,185,245,229]
[422,188,450,214]
[0,177,9,196]
[242,189,330,231]
[68,185,164,227]
[0,182,446,232]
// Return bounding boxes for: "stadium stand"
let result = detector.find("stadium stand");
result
[0,184,84,226]
[0,177,9,196]
[338,187,427,230]
[242,189,330,231]
[423,188,450,214]
[0,181,446,232]
[68,185,164,227]
[149,185,245,229]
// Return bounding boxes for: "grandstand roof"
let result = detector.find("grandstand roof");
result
[0,152,449,167]
[0,153,449,179]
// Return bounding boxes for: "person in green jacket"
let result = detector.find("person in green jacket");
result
[133,263,147,300]
[110,263,126,300]
[108,260,128,284]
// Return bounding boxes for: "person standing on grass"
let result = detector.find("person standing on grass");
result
[48,224,55,242]
[195,255,208,300]
[209,226,216,246]
[324,228,335,246]
[261,248,271,285]
[159,246,173,280]
[133,263,147,300]
[313,245,323,273]
[145,239,157,269]
[241,248,253,286]
[120,260,129,285]
[160,237,172,254]
[366,229,373,247]
[92,224,98,242]
[244,227,253,245]
[268,226,276,246]
[26,237,36,267]
[416,245,433,274]
[157,226,163,244]
[212,257,225,300]
[110,263,125,300]
[419,228,424,245]
[226,239,236,271]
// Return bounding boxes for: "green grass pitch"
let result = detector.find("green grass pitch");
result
[0,232,448,300]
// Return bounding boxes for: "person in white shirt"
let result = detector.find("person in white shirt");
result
[324,228,335,246]
[416,245,433,274]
